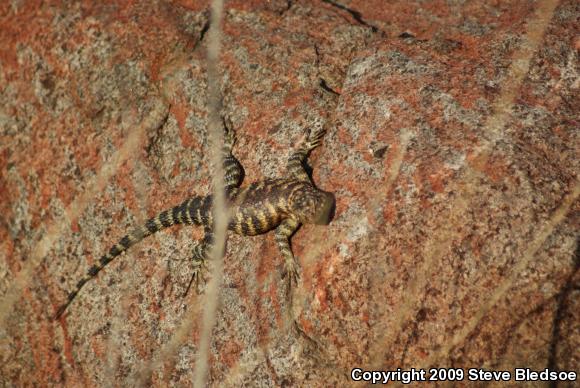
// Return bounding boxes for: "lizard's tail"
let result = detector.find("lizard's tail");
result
[54,195,206,320]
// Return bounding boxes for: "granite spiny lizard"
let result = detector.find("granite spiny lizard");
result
[54,120,334,319]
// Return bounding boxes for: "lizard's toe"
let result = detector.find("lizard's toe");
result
[283,260,301,286]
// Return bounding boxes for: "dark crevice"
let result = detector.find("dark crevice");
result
[399,32,415,39]
[183,9,210,53]
[321,0,379,33]
[319,78,340,95]
[198,18,210,44]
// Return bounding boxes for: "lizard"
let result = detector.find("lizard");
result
[54,119,334,319]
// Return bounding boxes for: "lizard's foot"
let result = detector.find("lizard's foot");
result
[183,243,209,296]
[295,132,309,148]
[282,258,301,287]
[183,260,208,297]
[305,127,325,151]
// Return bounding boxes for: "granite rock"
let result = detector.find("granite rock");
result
[0,0,578,386]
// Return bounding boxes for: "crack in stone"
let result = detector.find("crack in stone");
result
[198,17,210,44]
[319,78,340,95]
[321,0,379,33]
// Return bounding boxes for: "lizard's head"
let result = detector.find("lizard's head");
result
[289,186,335,225]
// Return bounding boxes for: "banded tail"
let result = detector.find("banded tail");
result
[54,195,212,319]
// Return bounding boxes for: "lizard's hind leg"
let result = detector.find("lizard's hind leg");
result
[274,217,301,286]
[183,228,214,296]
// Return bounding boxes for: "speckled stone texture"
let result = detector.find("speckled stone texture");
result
[0,0,578,386]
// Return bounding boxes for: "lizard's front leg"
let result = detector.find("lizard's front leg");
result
[274,217,301,285]
[222,117,244,194]
[286,126,326,182]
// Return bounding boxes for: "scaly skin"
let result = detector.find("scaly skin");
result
[54,120,334,319]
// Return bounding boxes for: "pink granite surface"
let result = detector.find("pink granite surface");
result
[0,0,578,386]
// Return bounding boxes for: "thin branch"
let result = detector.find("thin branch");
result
[194,0,227,387]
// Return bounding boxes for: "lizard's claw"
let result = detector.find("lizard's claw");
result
[183,262,208,297]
